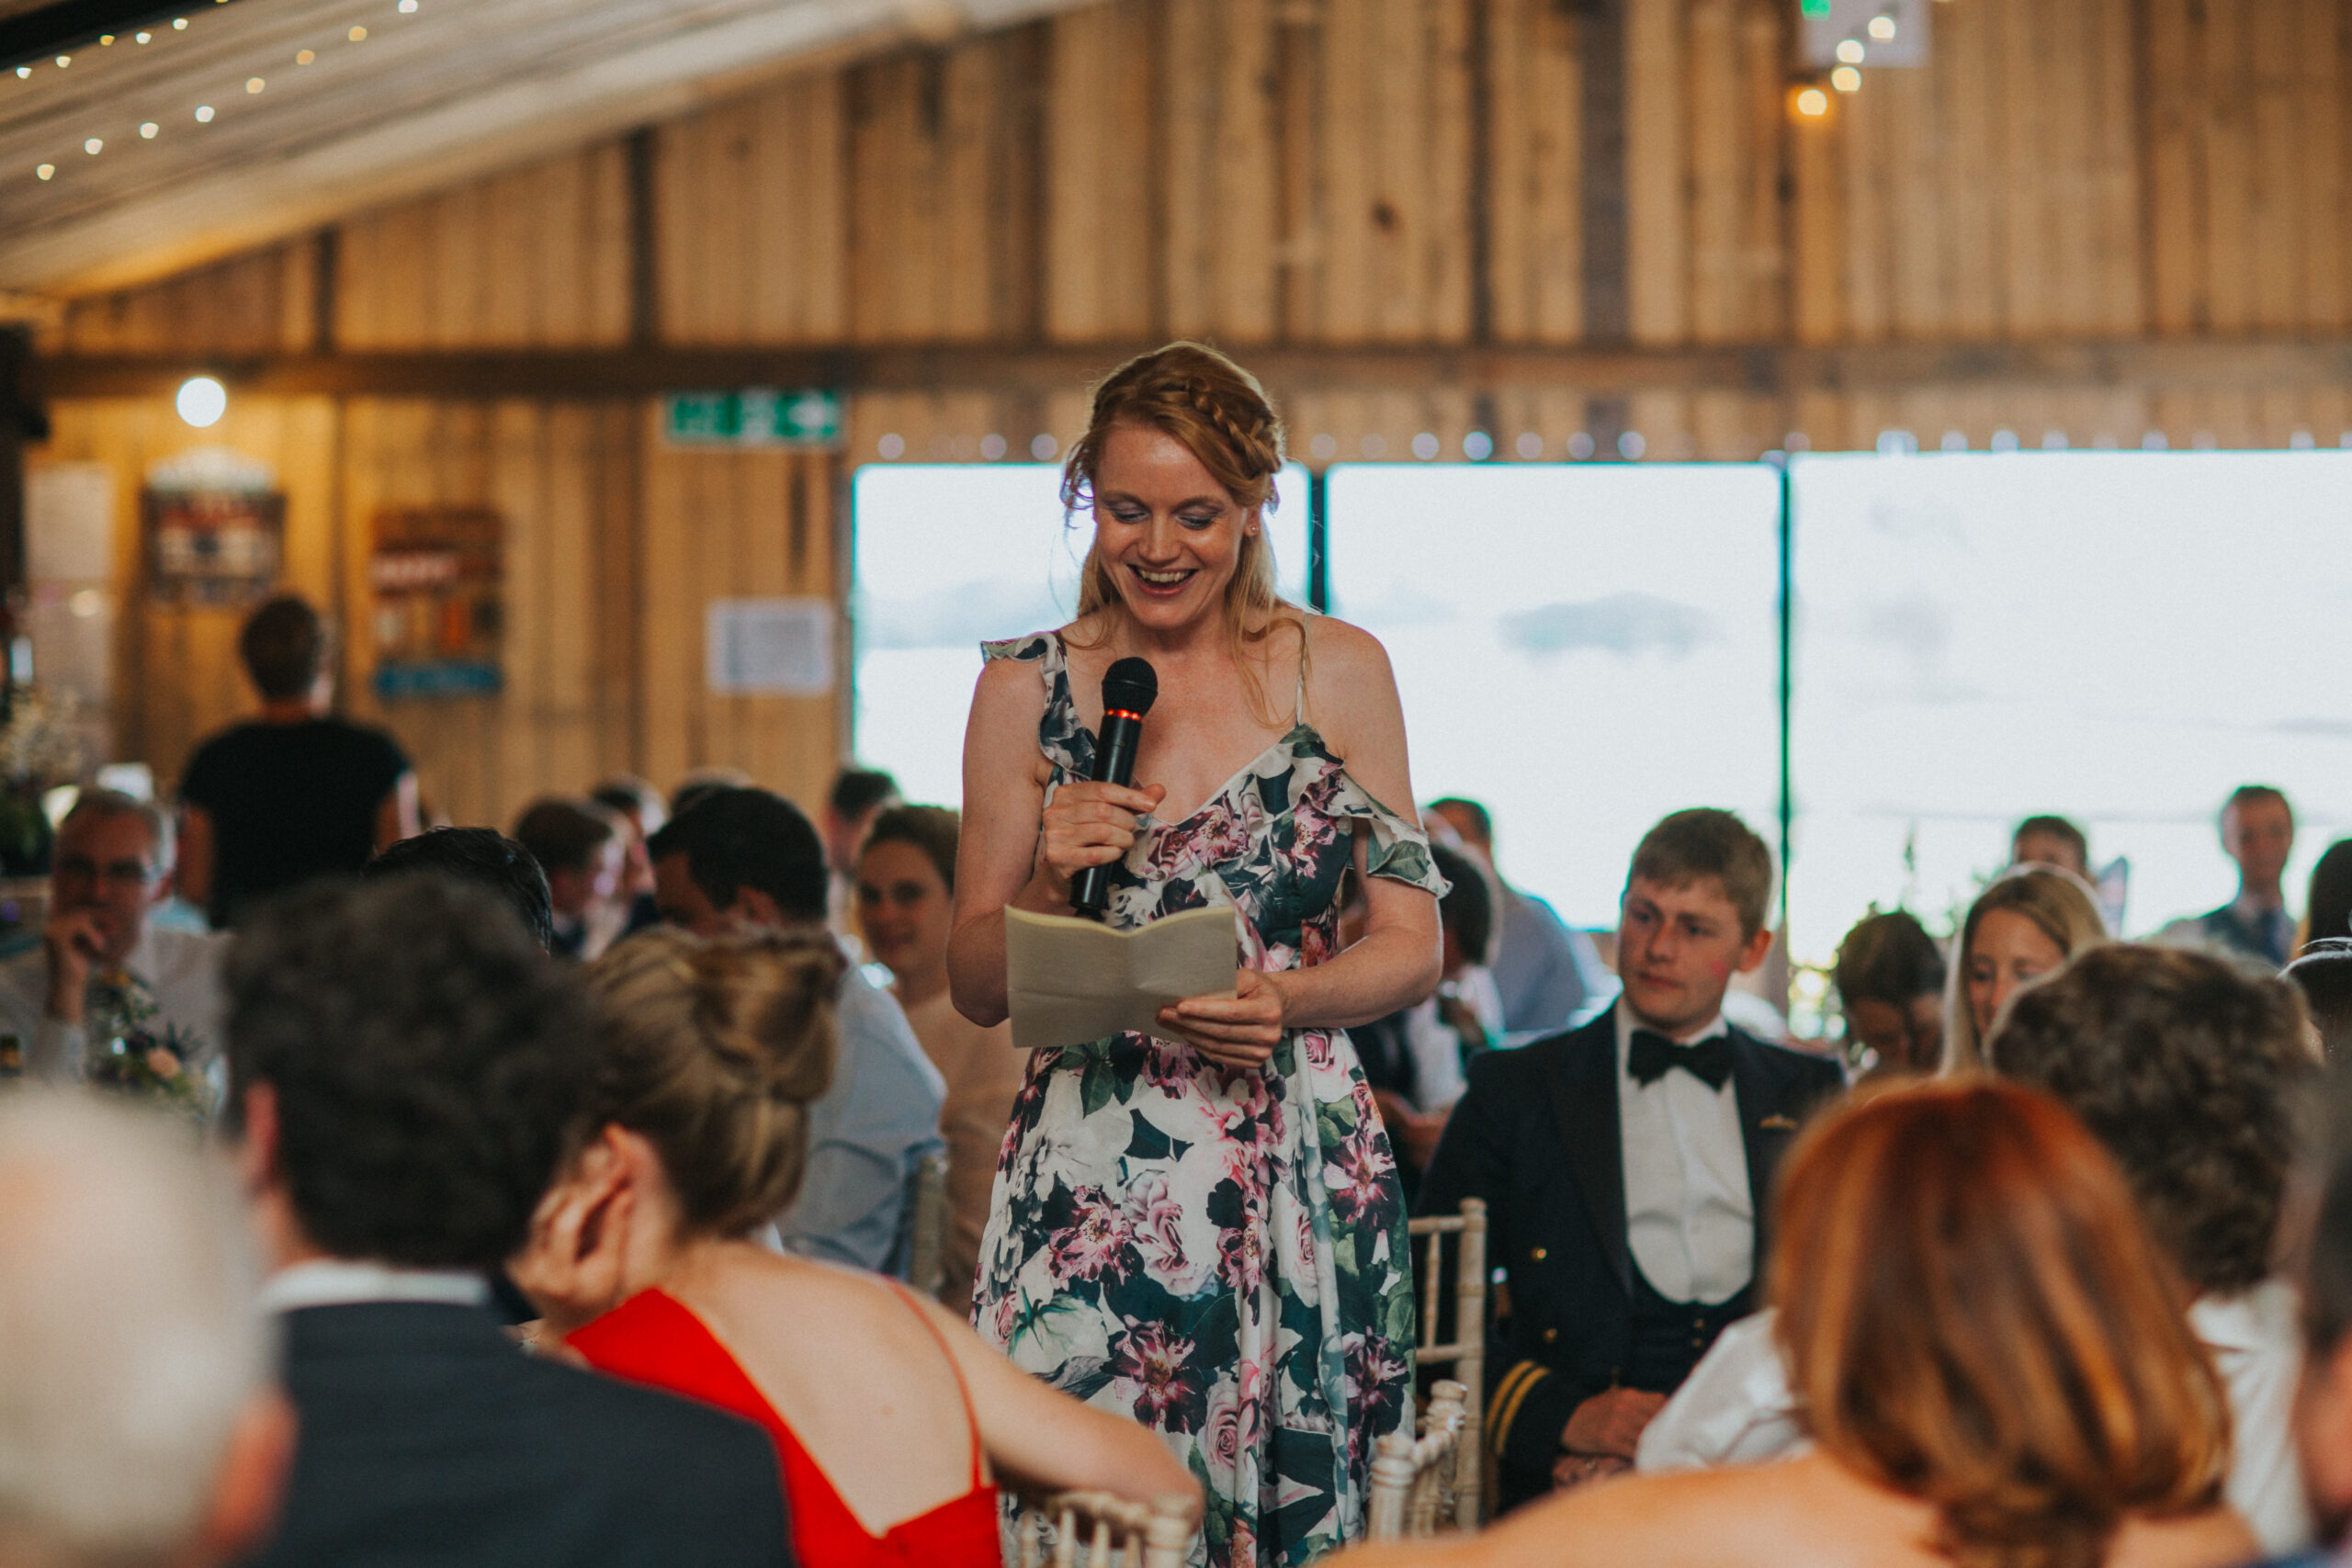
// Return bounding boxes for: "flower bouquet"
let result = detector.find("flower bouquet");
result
[83,971,210,1120]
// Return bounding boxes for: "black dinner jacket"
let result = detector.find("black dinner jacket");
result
[1416,1008,1845,1488]
[242,1302,796,1568]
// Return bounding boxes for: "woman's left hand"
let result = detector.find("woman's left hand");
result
[1159,968,1288,1069]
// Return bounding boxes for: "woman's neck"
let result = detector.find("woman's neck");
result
[891,956,950,1010]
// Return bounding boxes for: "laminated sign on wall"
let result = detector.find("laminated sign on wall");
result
[370,506,503,699]
[707,599,833,695]
[141,447,283,605]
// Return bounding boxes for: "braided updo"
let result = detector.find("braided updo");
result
[580,928,844,1238]
[1061,343,1300,717]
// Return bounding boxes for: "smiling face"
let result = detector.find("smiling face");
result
[1090,423,1257,636]
[1615,874,1772,1037]
[856,838,952,992]
[1964,907,2068,1037]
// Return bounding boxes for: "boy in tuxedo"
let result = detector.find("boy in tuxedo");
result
[1418,808,1843,1512]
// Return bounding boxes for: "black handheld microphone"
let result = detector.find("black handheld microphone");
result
[1070,656,1159,919]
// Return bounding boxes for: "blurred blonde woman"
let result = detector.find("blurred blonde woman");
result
[1942,865,2107,1071]
[512,930,1194,1568]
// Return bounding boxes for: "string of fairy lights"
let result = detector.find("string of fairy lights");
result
[12,0,425,184]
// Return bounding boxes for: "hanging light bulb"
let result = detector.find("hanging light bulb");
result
[1831,64,1862,92]
[1836,39,1864,62]
[176,377,227,428]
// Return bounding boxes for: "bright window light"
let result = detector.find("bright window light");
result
[1788,450,2352,962]
[851,464,1311,807]
[1329,463,1783,931]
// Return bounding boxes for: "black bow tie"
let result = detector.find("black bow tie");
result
[1628,1029,1732,1090]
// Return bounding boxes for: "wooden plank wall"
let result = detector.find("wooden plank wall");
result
[29,0,2352,820]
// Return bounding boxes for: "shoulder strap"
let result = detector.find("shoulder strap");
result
[882,1279,984,1487]
[1293,615,1309,726]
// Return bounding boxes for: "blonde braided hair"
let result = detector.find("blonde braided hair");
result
[1061,342,1305,727]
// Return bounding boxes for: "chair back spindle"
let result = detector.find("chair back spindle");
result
[1404,1197,1487,1529]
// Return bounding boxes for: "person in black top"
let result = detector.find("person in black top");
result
[223,875,796,1568]
[178,596,421,928]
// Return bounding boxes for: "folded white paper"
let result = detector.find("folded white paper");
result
[1004,904,1239,1053]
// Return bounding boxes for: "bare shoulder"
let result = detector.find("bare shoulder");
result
[972,649,1048,716]
[1301,614,1395,682]
[2107,1506,2259,1568]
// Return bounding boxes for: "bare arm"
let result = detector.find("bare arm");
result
[913,1292,1201,1520]
[947,656,1165,1027]
[375,771,422,852]
[176,805,215,912]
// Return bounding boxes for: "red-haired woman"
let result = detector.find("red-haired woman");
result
[1335,1079,2256,1568]
[948,344,1447,1566]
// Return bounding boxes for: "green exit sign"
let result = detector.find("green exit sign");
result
[663,389,842,449]
[1800,0,1828,12]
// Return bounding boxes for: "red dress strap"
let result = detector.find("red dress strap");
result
[881,1278,985,1489]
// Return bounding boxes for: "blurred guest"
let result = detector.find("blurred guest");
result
[591,776,667,940]
[0,791,225,1082]
[1643,944,2318,1555]
[1351,1082,2254,1568]
[363,827,554,953]
[671,767,754,821]
[856,806,1022,1303]
[2163,785,2299,967]
[1941,864,2106,1072]
[826,770,899,905]
[178,596,421,928]
[2267,1057,2352,1565]
[1418,810,1842,1511]
[2009,812,2091,878]
[0,1093,289,1568]
[224,877,794,1568]
[1430,796,1612,1034]
[2302,839,2352,955]
[512,798,626,960]
[650,788,944,1272]
[2289,939,2352,1063]
[1829,909,1943,1077]
[513,930,1195,1567]
[1354,840,1498,1197]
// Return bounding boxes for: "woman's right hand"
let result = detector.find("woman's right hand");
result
[1033,780,1166,898]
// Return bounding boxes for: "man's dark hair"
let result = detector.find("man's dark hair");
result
[2306,840,2352,953]
[2288,938,2352,1063]
[1987,942,2315,1295]
[828,767,899,819]
[1626,808,1774,940]
[1427,797,1493,847]
[647,788,827,925]
[1430,842,1492,968]
[511,797,619,876]
[223,876,590,1269]
[363,828,554,953]
[2223,783,2291,827]
[238,595,329,701]
[2303,1057,2352,1359]
[862,804,960,891]
[1833,909,1945,1009]
[2010,814,2088,870]
[591,775,663,826]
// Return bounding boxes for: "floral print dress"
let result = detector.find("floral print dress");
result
[973,632,1446,1568]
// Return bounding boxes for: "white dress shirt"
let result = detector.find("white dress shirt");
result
[256,1258,492,1314]
[1616,998,1754,1305]
[1635,1280,2314,1556]
[0,924,229,1084]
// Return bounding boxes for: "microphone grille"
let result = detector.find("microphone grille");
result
[1102,657,1159,716]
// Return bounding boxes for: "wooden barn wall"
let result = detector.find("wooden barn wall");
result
[29,0,2352,818]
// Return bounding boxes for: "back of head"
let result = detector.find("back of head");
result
[1429,841,1492,967]
[582,929,844,1235]
[1427,797,1494,852]
[646,788,828,926]
[592,775,666,831]
[1771,1081,2229,1568]
[238,595,327,702]
[2010,814,2089,875]
[225,875,591,1269]
[1942,866,2108,1071]
[1062,343,1289,637]
[2306,840,2352,951]
[0,1093,269,1568]
[1986,942,2313,1296]
[827,768,899,822]
[2302,1055,2352,1373]
[861,804,960,889]
[2288,938,2352,1062]
[670,767,754,820]
[1625,808,1774,940]
[363,827,554,952]
[511,797,620,875]
[1833,908,1944,1009]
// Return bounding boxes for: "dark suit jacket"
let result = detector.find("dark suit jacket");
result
[1417,1009,1844,1492]
[243,1302,795,1568]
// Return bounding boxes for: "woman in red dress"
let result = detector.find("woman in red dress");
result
[511,928,1195,1568]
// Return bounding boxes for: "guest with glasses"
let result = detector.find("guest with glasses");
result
[0,789,226,1086]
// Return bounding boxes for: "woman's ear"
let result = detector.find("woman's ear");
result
[509,1124,643,1332]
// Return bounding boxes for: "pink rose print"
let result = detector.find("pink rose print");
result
[1048,1184,1132,1283]
[1125,1173,1191,1280]
[1114,1322,1207,1432]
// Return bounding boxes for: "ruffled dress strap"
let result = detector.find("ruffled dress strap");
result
[1325,768,1451,897]
[981,630,1091,781]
